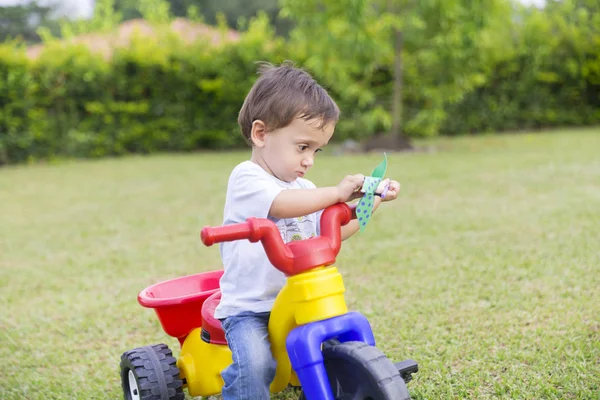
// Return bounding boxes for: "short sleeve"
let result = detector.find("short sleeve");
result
[224,163,285,221]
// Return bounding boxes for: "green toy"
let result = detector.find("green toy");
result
[356,153,388,232]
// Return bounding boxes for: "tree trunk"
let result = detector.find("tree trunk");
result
[364,3,412,152]
[391,29,404,140]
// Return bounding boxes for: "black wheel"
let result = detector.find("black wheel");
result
[299,341,410,400]
[120,344,185,400]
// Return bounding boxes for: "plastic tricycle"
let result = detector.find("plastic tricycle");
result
[120,202,418,400]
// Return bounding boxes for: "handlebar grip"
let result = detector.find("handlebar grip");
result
[201,223,253,246]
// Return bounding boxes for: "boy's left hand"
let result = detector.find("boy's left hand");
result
[376,178,401,201]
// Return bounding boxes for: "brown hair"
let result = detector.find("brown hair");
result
[238,61,340,145]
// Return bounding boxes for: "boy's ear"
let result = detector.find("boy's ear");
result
[250,120,267,147]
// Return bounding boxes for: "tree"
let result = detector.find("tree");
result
[112,0,292,35]
[189,0,289,35]
[0,2,59,43]
[281,0,513,146]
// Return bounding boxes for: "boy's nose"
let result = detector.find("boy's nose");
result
[301,157,314,168]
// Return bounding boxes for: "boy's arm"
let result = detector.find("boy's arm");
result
[270,174,364,219]
[270,186,384,240]
[269,187,341,219]
[340,197,383,240]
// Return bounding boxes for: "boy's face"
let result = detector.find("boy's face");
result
[252,117,334,183]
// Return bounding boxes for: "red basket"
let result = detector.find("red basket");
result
[138,270,224,343]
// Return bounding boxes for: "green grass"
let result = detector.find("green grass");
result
[1,127,599,399]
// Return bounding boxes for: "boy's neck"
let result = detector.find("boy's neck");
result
[250,148,291,183]
[251,149,274,177]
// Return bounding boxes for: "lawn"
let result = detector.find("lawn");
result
[1,128,599,399]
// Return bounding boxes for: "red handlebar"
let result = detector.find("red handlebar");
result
[201,221,256,247]
[201,203,355,276]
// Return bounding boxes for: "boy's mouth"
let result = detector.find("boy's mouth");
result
[296,171,305,178]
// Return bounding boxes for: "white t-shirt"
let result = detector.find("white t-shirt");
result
[214,161,322,319]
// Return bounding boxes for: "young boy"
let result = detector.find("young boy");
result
[214,62,401,400]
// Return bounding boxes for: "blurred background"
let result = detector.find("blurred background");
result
[0,0,598,164]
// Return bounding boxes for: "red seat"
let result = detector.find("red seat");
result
[201,290,227,345]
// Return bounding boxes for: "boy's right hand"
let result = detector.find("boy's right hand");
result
[336,174,366,202]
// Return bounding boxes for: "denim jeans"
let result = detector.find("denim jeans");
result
[220,311,277,400]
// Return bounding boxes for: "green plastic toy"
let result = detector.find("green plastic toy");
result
[356,153,388,232]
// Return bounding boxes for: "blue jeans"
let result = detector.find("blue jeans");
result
[220,311,277,400]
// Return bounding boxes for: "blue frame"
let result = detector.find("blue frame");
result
[285,312,376,400]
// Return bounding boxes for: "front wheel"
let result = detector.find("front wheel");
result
[120,344,185,400]
[299,341,410,400]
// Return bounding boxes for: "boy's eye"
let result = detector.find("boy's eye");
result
[298,145,309,151]
[315,148,323,153]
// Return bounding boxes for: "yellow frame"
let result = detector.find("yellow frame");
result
[176,266,348,397]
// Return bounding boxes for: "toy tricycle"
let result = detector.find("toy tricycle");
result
[120,202,418,400]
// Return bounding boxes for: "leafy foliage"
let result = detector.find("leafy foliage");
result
[443,0,600,134]
[0,2,59,43]
[0,13,285,164]
[113,0,291,35]
[0,0,598,164]
[281,0,516,137]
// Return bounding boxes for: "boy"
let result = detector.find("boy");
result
[214,62,401,399]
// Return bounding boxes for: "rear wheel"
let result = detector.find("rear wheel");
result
[299,341,410,400]
[120,344,185,400]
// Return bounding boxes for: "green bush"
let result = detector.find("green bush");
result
[0,15,287,164]
[442,3,600,135]
[0,44,34,164]
[0,5,598,165]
